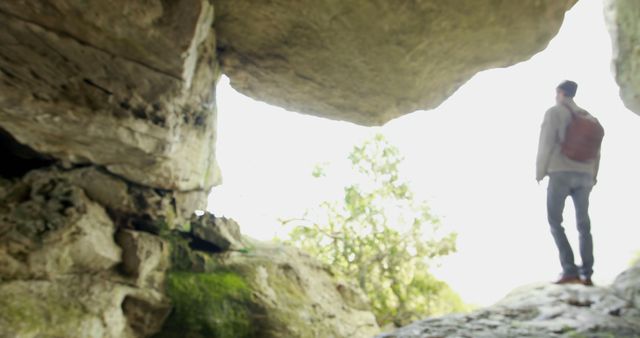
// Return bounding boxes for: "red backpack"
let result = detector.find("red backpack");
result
[561,104,604,162]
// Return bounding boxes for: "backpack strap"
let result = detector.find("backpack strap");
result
[562,103,577,117]
[562,103,590,118]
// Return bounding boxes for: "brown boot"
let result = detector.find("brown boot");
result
[554,275,582,285]
[580,277,594,287]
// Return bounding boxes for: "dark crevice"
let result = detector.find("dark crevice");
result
[0,128,56,178]
[122,102,167,127]
[566,299,593,308]
[188,237,225,253]
[0,67,16,79]
[28,69,42,80]
[83,78,113,96]
[108,210,158,234]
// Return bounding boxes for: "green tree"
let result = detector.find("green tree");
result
[281,134,466,327]
[631,251,640,267]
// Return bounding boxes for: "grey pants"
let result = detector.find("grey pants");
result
[547,171,594,278]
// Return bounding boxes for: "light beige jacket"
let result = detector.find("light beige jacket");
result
[536,97,600,181]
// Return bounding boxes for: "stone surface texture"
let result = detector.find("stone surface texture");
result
[116,229,170,291]
[606,0,640,115]
[0,169,170,338]
[377,265,640,338]
[190,213,244,252]
[2,0,640,337]
[214,0,577,125]
[0,0,220,191]
[215,240,381,338]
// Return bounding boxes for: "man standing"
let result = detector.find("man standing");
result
[536,80,602,286]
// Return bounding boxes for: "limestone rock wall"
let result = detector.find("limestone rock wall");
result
[0,165,381,338]
[606,0,640,115]
[0,169,172,338]
[0,0,220,191]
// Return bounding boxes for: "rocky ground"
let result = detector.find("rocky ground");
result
[377,265,640,338]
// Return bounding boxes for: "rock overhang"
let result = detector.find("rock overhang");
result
[213,0,578,126]
[9,0,640,193]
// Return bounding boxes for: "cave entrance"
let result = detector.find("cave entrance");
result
[208,0,640,308]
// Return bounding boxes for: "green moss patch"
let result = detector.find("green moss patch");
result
[154,271,258,338]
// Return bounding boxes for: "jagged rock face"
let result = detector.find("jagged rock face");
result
[0,170,122,280]
[214,0,577,125]
[4,1,640,338]
[606,0,640,115]
[0,172,380,338]
[377,266,640,338]
[3,167,205,233]
[0,0,220,191]
[0,169,171,338]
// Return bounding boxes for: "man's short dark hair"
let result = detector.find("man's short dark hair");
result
[557,80,578,98]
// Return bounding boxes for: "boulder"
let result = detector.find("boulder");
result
[190,213,245,252]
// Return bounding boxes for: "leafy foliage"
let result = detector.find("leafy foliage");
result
[631,251,640,267]
[282,134,466,327]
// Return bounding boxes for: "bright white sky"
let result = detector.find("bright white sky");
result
[208,0,640,307]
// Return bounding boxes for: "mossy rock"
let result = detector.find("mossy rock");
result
[0,283,91,336]
[162,230,219,273]
[0,279,129,338]
[154,271,262,338]
[156,235,379,337]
